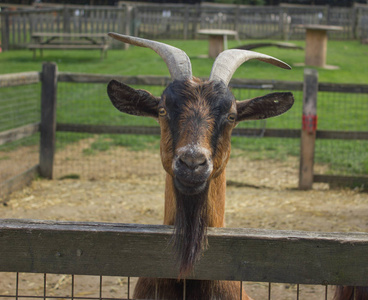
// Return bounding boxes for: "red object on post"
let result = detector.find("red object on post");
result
[302,114,318,133]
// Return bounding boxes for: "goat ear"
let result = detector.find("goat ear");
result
[107,80,160,119]
[236,92,294,122]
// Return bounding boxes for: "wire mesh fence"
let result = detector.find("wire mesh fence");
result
[1,71,367,191]
[53,81,304,182]
[52,79,367,183]
[0,83,41,132]
[54,81,163,181]
[0,272,337,300]
[0,82,40,185]
[315,91,368,176]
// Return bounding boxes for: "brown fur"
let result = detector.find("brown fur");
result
[134,277,251,300]
[136,80,248,298]
[334,286,368,300]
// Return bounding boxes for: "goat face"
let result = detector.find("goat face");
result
[160,79,235,195]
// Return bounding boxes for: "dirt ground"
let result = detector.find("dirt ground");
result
[1,142,367,299]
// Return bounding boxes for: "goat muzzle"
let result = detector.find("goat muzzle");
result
[173,145,213,195]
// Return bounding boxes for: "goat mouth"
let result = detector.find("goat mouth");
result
[174,177,208,195]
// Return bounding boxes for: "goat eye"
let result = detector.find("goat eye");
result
[159,107,167,116]
[227,113,236,122]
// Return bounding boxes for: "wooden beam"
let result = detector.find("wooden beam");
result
[233,128,300,138]
[0,165,39,202]
[0,12,10,52]
[57,73,172,86]
[314,174,368,189]
[318,82,368,94]
[55,124,368,141]
[0,219,367,285]
[56,72,368,94]
[316,130,368,140]
[0,123,40,146]
[57,72,305,91]
[0,72,40,88]
[299,69,318,190]
[56,123,300,138]
[56,123,161,135]
[39,63,58,179]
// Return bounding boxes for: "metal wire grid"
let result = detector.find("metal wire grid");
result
[0,82,41,185]
[0,84,40,132]
[0,272,337,300]
[0,273,131,300]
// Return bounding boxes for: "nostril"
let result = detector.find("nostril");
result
[178,157,188,167]
[179,153,207,170]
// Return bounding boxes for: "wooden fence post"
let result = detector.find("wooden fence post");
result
[63,7,71,33]
[39,62,58,179]
[124,5,134,49]
[1,12,10,51]
[299,68,318,190]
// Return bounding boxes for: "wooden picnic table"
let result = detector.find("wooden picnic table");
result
[197,29,238,58]
[295,25,343,68]
[28,32,109,60]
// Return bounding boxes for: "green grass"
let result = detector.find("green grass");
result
[1,39,367,176]
[1,39,368,83]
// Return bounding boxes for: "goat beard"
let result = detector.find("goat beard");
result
[173,183,209,277]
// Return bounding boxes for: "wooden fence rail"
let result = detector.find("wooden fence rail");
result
[1,218,368,285]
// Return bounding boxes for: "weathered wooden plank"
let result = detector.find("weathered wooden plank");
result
[262,129,368,140]
[0,219,367,285]
[57,123,300,139]
[57,73,172,86]
[39,63,58,179]
[57,72,304,91]
[0,71,40,88]
[56,72,368,96]
[0,165,39,202]
[299,69,318,190]
[314,174,368,189]
[56,123,161,135]
[230,78,304,91]
[31,32,107,38]
[28,44,108,50]
[316,130,368,140]
[0,123,40,146]
[55,124,368,141]
[56,123,295,138]
[1,12,10,51]
[233,128,300,138]
[318,82,368,93]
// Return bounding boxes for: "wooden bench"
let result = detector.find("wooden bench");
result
[28,33,109,60]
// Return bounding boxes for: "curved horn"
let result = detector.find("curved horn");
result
[209,49,291,86]
[108,32,192,81]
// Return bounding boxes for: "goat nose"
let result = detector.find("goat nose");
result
[179,152,207,170]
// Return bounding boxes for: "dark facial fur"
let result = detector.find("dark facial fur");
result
[159,80,236,191]
[173,183,209,276]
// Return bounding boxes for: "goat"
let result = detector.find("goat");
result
[107,33,294,300]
